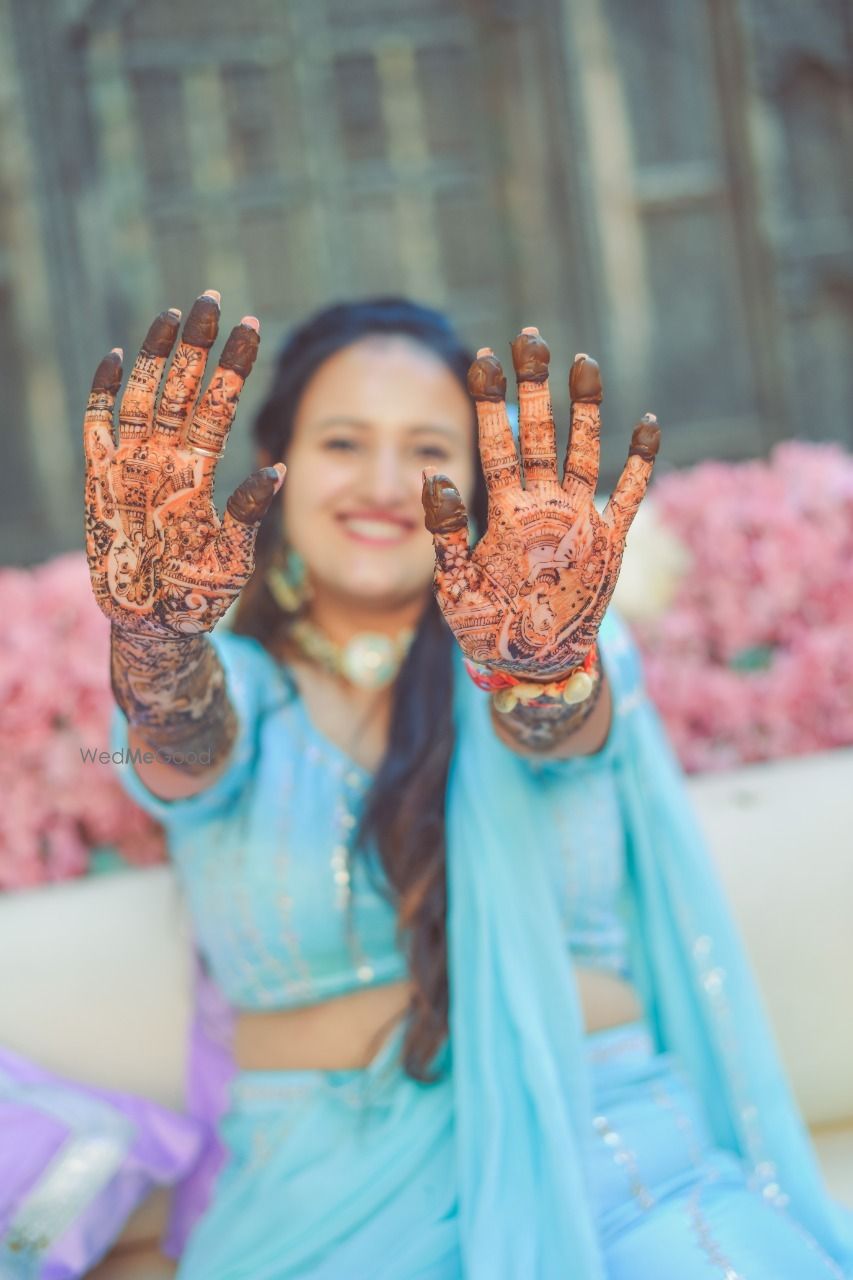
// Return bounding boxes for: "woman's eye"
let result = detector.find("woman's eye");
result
[322,438,358,452]
[416,445,451,461]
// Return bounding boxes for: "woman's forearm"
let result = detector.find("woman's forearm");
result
[110,626,238,775]
[489,670,611,758]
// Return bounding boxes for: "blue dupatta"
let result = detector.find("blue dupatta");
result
[447,609,853,1278]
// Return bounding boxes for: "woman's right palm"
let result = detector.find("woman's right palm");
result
[83,292,284,638]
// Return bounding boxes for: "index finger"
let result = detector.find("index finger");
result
[83,348,122,469]
[467,349,521,497]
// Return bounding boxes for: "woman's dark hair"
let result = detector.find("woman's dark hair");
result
[232,297,489,1080]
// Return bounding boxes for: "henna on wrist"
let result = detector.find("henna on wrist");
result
[110,626,237,775]
[490,666,607,756]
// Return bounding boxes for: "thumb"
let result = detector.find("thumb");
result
[225,463,286,527]
[421,468,470,544]
[216,463,285,571]
[421,468,474,591]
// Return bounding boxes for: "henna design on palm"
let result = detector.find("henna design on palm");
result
[83,291,284,640]
[422,327,660,679]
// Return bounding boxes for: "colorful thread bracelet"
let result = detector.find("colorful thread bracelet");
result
[464,645,599,712]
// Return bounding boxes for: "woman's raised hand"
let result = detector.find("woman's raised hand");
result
[422,328,660,679]
[83,291,285,637]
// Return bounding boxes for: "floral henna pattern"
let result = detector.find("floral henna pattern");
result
[83,293,278,639]
[83,293,285,768]
[109,628,238,772]
[422,328,661,681]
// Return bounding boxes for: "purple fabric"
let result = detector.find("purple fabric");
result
[0,1046,205,1278]
[163,954,236,1258]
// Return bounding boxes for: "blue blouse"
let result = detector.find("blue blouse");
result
[110,629,632,1010]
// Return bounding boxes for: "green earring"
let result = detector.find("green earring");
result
[266,543,312,614]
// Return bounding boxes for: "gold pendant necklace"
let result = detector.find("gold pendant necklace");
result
[289,619,415,690]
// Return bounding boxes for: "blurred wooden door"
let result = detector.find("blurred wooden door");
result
[2,0,851,564]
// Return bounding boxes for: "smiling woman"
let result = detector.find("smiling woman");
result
[270,334,476,617]
[89,294,853,1278]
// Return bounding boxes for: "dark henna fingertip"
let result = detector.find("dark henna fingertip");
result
[510,330,551,383]
[628,419,661,461]
[226,468,278,525]
[422,473,468,535]
[467,353,507,401]
[91,351,123,395]
[182,295,221,349]
[569,355,603,404]
[141,311,181,358]
[219,324,261,377]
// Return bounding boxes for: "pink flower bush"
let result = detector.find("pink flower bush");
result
[631,441,853,773]
[0,552,165,890]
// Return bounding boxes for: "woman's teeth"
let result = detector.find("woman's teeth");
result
[342,518,409,541]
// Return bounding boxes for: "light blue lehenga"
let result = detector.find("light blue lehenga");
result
[111,611,853,1279]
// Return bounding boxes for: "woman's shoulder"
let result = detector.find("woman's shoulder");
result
[209,625,279,667]
[597,609,645,709]
[210,626,293,712]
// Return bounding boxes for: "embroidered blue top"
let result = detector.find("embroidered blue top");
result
[110,611,853,1277]
[109,624,633,1011]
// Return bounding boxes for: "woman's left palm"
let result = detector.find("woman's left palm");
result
[422,329,661,679]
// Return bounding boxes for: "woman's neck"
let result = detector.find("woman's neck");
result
[304,588,428,647]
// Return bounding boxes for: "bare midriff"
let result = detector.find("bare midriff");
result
[233,967,644,1072]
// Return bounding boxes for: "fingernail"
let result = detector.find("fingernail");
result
[521,326,540,336]
[476,346,494,359]
[573,352,589,363]
[642,412,658,423]
[241,315,260,332]
[110,347,123,358]
[167,308,182,320]
[422,466,438,481]
[272,463,286,492]
[201,289,221,304]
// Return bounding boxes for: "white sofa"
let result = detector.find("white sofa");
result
[1,747,852,1276]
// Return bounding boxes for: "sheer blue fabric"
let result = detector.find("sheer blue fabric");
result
[447,608,853,1278]
[177,1018,849,1279]
[108,610,853,1277]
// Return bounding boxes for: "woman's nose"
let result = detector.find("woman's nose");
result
[362,445,411,506]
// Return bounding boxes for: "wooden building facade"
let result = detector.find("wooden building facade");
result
[1,0,851,564]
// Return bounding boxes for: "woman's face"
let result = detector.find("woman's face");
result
[276,335,477,612]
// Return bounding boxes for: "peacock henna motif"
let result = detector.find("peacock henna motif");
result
[422,327,661,680]
[84,293,283,769]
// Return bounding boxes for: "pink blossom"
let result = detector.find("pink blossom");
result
[0,553,166,890]
[633,441,853,773]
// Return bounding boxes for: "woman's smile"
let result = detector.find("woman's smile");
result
[337,510,417,545]
[279,335,476,608]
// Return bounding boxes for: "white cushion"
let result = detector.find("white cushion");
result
[0,867,192,1109]
[686,748,853,1129]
